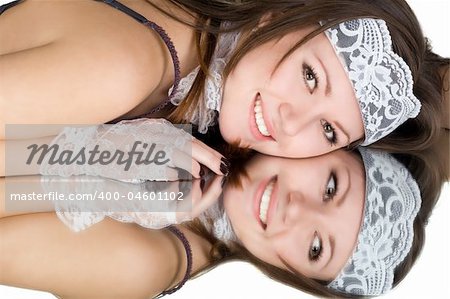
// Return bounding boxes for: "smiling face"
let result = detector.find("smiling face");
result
[219,25,364,158]
[223,150,365,281]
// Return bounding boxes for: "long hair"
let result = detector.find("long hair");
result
[146,0,449,153]
[182,141,446,298]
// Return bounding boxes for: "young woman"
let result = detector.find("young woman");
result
[0,147,444,298]
[0,0,448,174]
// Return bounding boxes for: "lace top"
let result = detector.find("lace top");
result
[168,25,241,133]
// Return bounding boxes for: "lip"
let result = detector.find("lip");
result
[249,93,277,142]
[253,175,278,230]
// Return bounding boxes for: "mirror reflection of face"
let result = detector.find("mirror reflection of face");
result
[219,25,364,158]
[223,150,365,281]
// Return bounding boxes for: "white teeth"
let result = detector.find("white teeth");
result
[259,180,275,225]
[254,99,271,137]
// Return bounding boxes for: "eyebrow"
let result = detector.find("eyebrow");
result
[316,56,332,96]
[323,168,350,270]
[337,167,351,208]
[315,55,354,147]
[333,121,351,146]
[323,235,336,270]
[315,55,353,147]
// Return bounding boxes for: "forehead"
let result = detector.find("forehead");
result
[282,25,336,55]
[249,149,361,171]
[278,28,364,145]
[324,154,366,279]
[278,151,366,280]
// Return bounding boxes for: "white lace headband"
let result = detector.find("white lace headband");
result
[328,147,421,295]
[324,18,421,146]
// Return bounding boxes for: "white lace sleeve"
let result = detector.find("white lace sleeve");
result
[40,176,196,232]
[40,176,107,232]
[39,118,194,182]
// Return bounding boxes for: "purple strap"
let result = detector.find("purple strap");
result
[0,0,23,15]
[155,226,193,298]
[99,0,181,121]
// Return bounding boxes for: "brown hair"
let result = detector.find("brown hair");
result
[146,0,449,154]
[181,142,446,298]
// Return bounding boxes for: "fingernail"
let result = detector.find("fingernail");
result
[221,157,231,168]
[220,162,229,176]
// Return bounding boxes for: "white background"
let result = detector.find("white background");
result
[0,0,449,298]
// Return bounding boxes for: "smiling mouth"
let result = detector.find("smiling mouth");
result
[253,93,272,138]
[259,177,277,226]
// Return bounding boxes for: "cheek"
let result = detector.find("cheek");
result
[222,187,245,224]
[254,133,332,158]
[223,184,256,238]
[228,46,281,90]
[227,57,263,86]
[243,235,287,269]
[267,62,303,96]
[218,113,238,143]
[285,138,330,157]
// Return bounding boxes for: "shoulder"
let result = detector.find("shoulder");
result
[66,222,180,299]
[61,0,168,100]
[98,225,179,298]
[0,212,181,299]
[0,0,168,124]
[1,0,166,83]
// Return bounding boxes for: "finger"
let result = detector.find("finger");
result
[192,175,222,218]
[190,179,202,206]
[173,180,197,221]
[192,138,224,161]
[178,136,227,175]
[167,149,201,179]
[176,179,204,216]
[190,142,228,176]
[176,180,199,212]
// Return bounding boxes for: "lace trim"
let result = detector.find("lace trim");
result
[324,19,421,146]
[40,175,189,232]
[197,198,236,244]
[328,148,421,295]
[168,23,241,133]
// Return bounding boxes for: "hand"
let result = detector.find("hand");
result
[39,174,224,231]
[39,118,229,181]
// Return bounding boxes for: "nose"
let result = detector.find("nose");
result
[284,191,323,226]
[278,102,309,136]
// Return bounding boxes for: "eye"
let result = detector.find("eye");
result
[309,232,322,261]
[303,63,318,93]
[323,172,338,202]
[320,119,337,145]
